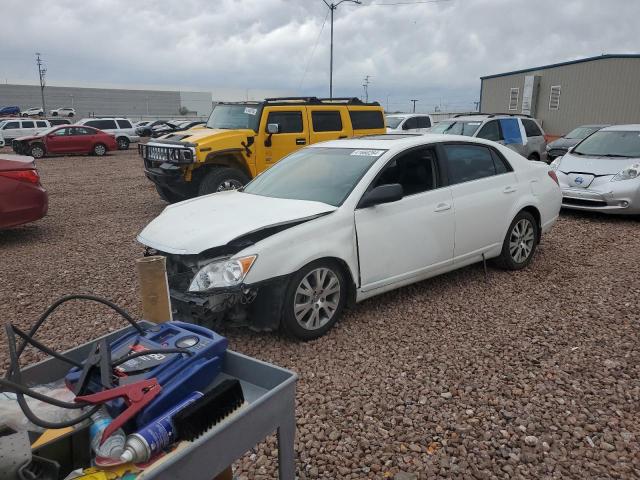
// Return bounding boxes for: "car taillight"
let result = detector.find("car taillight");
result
[548,170,559,186]
[0,169,41,185]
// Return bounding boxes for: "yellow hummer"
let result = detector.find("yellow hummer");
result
[139,97,386,202]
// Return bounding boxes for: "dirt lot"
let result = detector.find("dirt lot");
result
[0,147,639,479]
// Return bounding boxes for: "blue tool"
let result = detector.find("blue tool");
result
[66,321,227,428]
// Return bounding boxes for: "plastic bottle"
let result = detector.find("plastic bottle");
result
[89,407,126,460]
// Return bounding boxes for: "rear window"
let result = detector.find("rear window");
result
[36,121,47,127]
[117,119,133,129]
[349,110,384,130]
[85,119,117,130]
[522,119,543,138]
[311,111,343,132]
[416,116,431,128]
[22,121,35,128]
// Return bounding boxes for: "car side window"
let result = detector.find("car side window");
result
[476,120,502,141]
[22,121,35,128]
[402,117,418,130]
[117,119,133,129]
[3,122,19,129]
[72,127,93,135]
[266,111,303,133]
[311,111,342,132]
[372,148,439,196]
[416,116,431,128]
[490,149,513,174]
[443,144,498,184]
[522,119,543,138]
[52,128,69,136]
[36,121,47,127]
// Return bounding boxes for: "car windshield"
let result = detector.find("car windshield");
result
[385,116,404,129]
[566,126,599,139]
[243,147,385,206]
[573,130,640,157]
[430,120,482,136]
[206,104,261,131]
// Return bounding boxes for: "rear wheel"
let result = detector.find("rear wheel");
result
[198,167,249,196]
[93,143,107,156]
[51,112,58,116]
[281,260,347,341]
[527,153,540,161]
[68,112,74,117]
[116,137,130,150]
[154,185,185,203]
[495,211,538,270]
[29,143,45,159]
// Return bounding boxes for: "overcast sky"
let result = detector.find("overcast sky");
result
[1,0,639,112]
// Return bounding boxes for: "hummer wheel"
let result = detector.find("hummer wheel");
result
[198,167,249,196]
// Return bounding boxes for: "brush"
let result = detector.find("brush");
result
[173,379,245,441]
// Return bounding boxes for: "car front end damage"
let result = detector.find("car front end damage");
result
[144,247,289,331]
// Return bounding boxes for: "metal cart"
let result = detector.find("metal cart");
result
[17,324,298,480]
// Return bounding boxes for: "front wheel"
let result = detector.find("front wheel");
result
[494,211,539,270]
[154,185,185,203]
[281,261,347,341]
[29,143,46,159]
[117,137,130,150]
[198,167,249,196]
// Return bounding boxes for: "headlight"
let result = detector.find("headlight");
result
[550,158,561,171]
[188,255,257,292]
[612,163,640,181]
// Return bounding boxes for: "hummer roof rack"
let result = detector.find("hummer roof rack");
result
[263,97,380,106]
[454,112,532,119]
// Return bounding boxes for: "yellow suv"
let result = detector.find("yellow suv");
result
[139,97,386,201]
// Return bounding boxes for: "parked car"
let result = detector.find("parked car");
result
[151,120,207,138]
[0,118,51,146]
[551,124,640,214]
[0,106,20,117]
[0,154,47,229]
[429,113,547,161]
[75,118,140,150]
[546,124,609,161]
[50,107,75,117]
[22,107,44,117]
[138,134,561,339]
[47,118,72,126]
[139,97,386,202]
[11,125,117,158]
[136,120,168,137]
[385,113,433,133]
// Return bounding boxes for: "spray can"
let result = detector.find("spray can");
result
[90,407,126,460]
[120,391,203,463]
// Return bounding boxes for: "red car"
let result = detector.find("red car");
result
[11,125,117,158]
[0,154,48,229]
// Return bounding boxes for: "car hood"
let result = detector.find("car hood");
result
[138,190,337,254]
[13,134,41,142]
[153,128,254,150]
[557,152,639,175]
[548,137,579,149]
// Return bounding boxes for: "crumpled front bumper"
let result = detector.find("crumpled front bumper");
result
[557,172,640,214]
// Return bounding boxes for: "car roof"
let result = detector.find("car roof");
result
[600,124,640,132]
[309,133,505,152]
[385,113,430,118]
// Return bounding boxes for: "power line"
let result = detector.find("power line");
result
[298,10,330,92]
[351,0,452,5]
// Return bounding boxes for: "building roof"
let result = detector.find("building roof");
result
[480,54,640,80]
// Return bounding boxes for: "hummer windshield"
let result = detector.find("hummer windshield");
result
[206,104,262,131]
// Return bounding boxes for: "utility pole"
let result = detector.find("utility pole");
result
[362,75,371,103]
[323,0,362,99]
[411,99,418,113]
[35,53,46,114]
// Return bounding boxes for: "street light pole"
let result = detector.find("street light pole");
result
[323,0,361,99]
[411,99,418,113]
[35,53,46,114]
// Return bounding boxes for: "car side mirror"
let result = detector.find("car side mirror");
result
[358,183,404,208]
[266,123,280,134]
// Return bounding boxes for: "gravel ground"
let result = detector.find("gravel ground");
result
[0,147,638,479]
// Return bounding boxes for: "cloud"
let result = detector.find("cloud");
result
[1,0,639,112]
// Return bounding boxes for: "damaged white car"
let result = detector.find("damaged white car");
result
[138,134,561,340]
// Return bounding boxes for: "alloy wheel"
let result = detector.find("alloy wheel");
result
[294,268,341,331]
[509,218,535,264]
[216,179,243,191]
[31,146,44,158]
[95,145,106,156]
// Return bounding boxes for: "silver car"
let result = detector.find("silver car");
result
[551,125,640,214]
[430,114,547,162]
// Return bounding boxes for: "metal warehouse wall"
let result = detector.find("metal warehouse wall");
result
[480,57,640,135]
[0,84,206,119]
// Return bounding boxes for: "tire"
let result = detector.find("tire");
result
[92,143,107,156]
[51,112,58,116]
[281,260,347,341]
[116,137,130,150]
[29,143,45,159]
[527,153,540,161]
[494,211,539,270]
[198,167,249,196]
[68,112,74,117]
[155,185,185,203]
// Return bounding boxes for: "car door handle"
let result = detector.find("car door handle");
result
[434,202,451,212]
[503,186,517,194]
[296,138,306,145]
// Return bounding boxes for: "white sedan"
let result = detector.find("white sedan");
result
[138,134,562,340]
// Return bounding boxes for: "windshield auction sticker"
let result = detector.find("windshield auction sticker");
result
[351,149,385,157]
[244,107,258,115]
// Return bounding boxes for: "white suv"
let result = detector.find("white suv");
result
[50,107,76,117]
[75,118,140,150]
[386,113,433,133]
[0,118,50,146]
